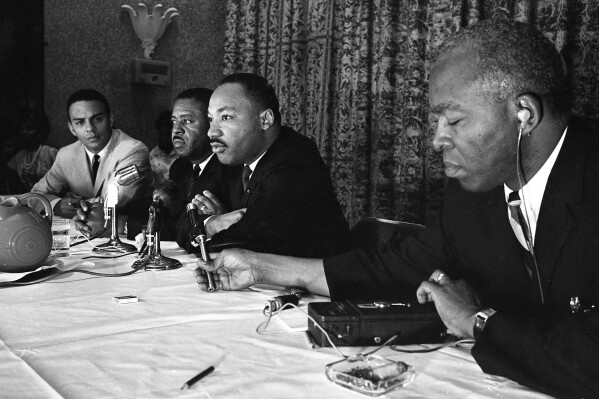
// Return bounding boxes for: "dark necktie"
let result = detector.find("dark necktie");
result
[192,164,201,179]
[242,165,252,192]
[507,191,534,277]
[187,164,202,201]
[91,154,100,184]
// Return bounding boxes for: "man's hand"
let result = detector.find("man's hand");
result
[205,209,247,237]
[416,270,482,338]
[194,249,257,291]
[53,198,82,219]
[73,201,106,238]
[191,190,226,216]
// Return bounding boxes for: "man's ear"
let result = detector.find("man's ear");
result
[109,113,114,129]
[68,121,76,137]
[259,109,274,130]
[516,93,543,136]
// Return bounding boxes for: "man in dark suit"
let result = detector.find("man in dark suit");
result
[163,88,241,248]
[194,19,599,398]
[190,73,351,258]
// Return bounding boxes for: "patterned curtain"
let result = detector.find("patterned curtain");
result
[223,0,599,227]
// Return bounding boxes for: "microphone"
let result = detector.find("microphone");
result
[115,164,141,185]
[94,164,142,254]
[152,180,178,208]
[187,203,216,291]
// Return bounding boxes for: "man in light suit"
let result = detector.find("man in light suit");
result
[32,89,151,221]
[195,19,599,398]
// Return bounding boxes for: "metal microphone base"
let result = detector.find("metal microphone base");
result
[93,237,137,253]
[132,252,181,270]
[93,206,136,253]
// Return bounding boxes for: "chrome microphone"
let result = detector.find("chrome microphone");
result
[94,164,141,254]
[187,203,216,291]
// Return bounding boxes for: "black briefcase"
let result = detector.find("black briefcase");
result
[307,300,447,347]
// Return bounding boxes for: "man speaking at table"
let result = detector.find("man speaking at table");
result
[195,18,599,398]
[190,73,351,258]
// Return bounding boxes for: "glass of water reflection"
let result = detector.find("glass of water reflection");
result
[51,218,71,257]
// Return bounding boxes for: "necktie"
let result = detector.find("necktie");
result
[242,165,252,192]
[507,191,533,248]
[91,154,100,184]
[508,191,534,277]
[192,164,201,179]
[187,164,202,201]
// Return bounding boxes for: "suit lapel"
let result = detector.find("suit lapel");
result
[93,130,119,196]
[70,142,95,198]
[535,120,588,291]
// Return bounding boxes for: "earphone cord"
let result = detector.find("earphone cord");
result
[516,127,545,305]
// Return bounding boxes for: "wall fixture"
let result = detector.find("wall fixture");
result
[122,3,179,87]
[121,3,180,59]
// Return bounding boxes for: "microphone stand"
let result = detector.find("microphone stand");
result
[92,205,137,253]
[132,200,181,270]
[187,203,216,291]
[93,165,141,254]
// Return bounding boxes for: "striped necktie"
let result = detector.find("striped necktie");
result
[242,165,252,192]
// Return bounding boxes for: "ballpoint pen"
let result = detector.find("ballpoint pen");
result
[180,365,215,390]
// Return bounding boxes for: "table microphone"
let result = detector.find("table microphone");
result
[187,203,216,291]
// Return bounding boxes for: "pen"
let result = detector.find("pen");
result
[180,365,215,390]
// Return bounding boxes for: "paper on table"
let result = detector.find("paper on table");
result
[274,306,309,332]
[0,264,56,283]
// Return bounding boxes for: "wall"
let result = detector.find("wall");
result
[44,0,227,150]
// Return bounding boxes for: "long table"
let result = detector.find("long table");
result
[0,239,553,398]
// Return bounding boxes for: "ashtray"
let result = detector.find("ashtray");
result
[325,355,414,396]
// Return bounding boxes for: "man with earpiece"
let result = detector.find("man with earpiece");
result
[195,18,599,399]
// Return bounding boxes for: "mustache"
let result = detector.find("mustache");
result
[210,139,226,146]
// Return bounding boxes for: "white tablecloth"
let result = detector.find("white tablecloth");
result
[0,239,553,399]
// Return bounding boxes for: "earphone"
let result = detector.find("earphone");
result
[513,102,545,304]
[517,107,531,130]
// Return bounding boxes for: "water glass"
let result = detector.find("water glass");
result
[51,218,71,257]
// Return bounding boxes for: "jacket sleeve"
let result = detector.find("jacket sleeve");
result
[31,149,71,204]
[473,310,599,398]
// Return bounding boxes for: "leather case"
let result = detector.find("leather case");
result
[307,300,447,347]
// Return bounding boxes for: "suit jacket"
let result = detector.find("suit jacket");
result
[173,155,242,249]
[203,126,352,258]
[32,129,151,212]
[324,118,599,398]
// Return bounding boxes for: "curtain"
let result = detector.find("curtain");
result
[223,0,599,227]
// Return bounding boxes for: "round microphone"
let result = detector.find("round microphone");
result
[152,180,178,207]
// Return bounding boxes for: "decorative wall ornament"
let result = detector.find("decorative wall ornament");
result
[121,3,180,59]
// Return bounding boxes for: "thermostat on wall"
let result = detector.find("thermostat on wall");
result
[131,58,171,87]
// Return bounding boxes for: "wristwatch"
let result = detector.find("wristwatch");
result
[473,308,497,340]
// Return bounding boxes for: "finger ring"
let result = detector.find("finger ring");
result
[201,205,207,212]
[435,273,446,283]
[219,280,223,290]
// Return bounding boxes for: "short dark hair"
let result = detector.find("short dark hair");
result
[19,107,50,143]
[175,87,213,109]
[66,89,111,120]
[218,73,281,124]
[435,18,571,121]
[155,110,172,130]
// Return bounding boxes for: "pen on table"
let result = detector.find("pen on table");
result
[180,365,215,390]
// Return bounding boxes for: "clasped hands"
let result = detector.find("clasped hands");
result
[190,190,246,237]
[71,200,107,238]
